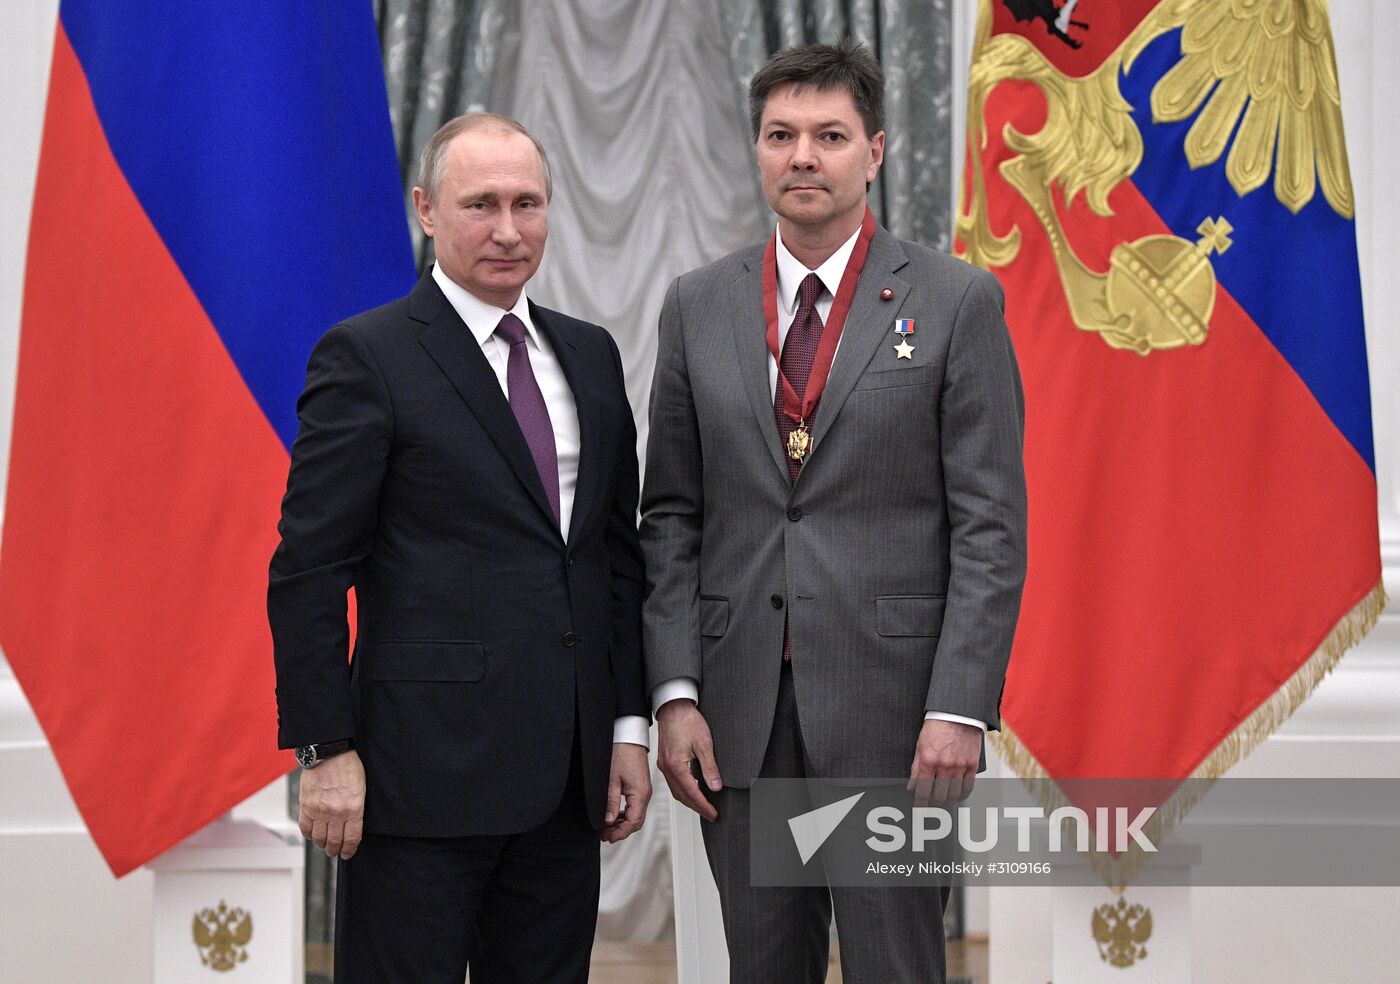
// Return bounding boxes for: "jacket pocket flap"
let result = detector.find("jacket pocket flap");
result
[700,596,729,638]
[370,641,486,681]
[876,596,946,637]
[853,364,938,389]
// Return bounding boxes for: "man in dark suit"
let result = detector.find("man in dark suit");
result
[269,113,651,984]
[642,42,1026,983]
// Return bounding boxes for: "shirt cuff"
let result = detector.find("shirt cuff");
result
[651,677,700,715]
[612,715,650,748]
[925,710,988,733]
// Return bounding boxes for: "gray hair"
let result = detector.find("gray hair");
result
[416,112,553,200]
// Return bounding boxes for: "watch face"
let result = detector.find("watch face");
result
[295,745,317,768]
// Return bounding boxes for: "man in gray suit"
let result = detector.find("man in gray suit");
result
[640,41,1026,982]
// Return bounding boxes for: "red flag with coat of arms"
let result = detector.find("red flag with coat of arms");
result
[957,0,1384,871]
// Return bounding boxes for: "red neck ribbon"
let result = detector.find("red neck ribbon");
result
[763,206,877,427]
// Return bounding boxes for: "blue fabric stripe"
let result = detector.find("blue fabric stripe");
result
[1119,28,1374,471]
[60,1,416,451]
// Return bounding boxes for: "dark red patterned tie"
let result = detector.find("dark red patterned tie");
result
[773,273,825,484]
[773,273,824,661]
[495,313,560,523]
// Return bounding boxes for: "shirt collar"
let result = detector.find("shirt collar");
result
[774,223,862,314]
[432,263,538,347]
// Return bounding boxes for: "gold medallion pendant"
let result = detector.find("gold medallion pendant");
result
[787,422,811,463]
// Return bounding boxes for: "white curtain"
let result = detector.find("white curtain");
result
[509,0,770,938]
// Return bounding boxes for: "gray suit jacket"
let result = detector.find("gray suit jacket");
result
[641,225,1026,785]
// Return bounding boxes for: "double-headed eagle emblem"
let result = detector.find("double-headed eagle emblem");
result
[191,900,253,972]
[1092,896,1154,967]
[956,0,1353,354]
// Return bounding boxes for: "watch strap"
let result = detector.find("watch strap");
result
[296,738,353,768]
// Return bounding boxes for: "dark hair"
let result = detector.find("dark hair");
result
[748,40,885,141]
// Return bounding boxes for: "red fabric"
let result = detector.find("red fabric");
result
[990,0,1160,77]
[0,26,293,876]
[965,72,1381,784]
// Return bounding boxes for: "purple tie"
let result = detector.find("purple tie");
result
[773,273,824,662]
[495,313,560,523]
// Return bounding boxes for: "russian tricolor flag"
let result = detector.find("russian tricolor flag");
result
[0,2,415,875]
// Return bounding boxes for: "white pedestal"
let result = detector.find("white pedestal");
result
[146,816,304,983]
[1051,846,1200,983]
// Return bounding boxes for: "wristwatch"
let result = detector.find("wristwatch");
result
[294,738,353,769]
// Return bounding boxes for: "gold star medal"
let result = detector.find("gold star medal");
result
[893,318,915,359]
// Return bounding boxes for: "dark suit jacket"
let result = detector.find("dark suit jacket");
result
[269,272,645,836]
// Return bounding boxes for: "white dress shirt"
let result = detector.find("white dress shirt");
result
[433,265,649,748]
[648,233,987,734]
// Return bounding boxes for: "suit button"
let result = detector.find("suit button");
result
[567,557,575,567]
[562,632,578,647]
[770,594,784,609]
[787,507,803,522]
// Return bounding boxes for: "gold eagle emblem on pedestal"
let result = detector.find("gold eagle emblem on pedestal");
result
[1092,895,1154,967]
[192,900,253,972]
[957,0,1353,354]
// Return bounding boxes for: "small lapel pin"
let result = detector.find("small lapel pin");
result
[880,288,894,301]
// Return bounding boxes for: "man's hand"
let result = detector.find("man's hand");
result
[602,742,652,843]
[657,699,722,822]
[298,749,366,860]
[907,719,981,807]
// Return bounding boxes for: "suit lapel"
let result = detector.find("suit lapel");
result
[809,228,911,450]
[531,303,600,548]
[727,249,791,482]
[411,276,561,536]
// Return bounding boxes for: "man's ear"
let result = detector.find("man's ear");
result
[866,131,886,183]
[411,186,434,238]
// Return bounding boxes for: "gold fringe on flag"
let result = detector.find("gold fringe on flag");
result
[989,580,1388,889]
